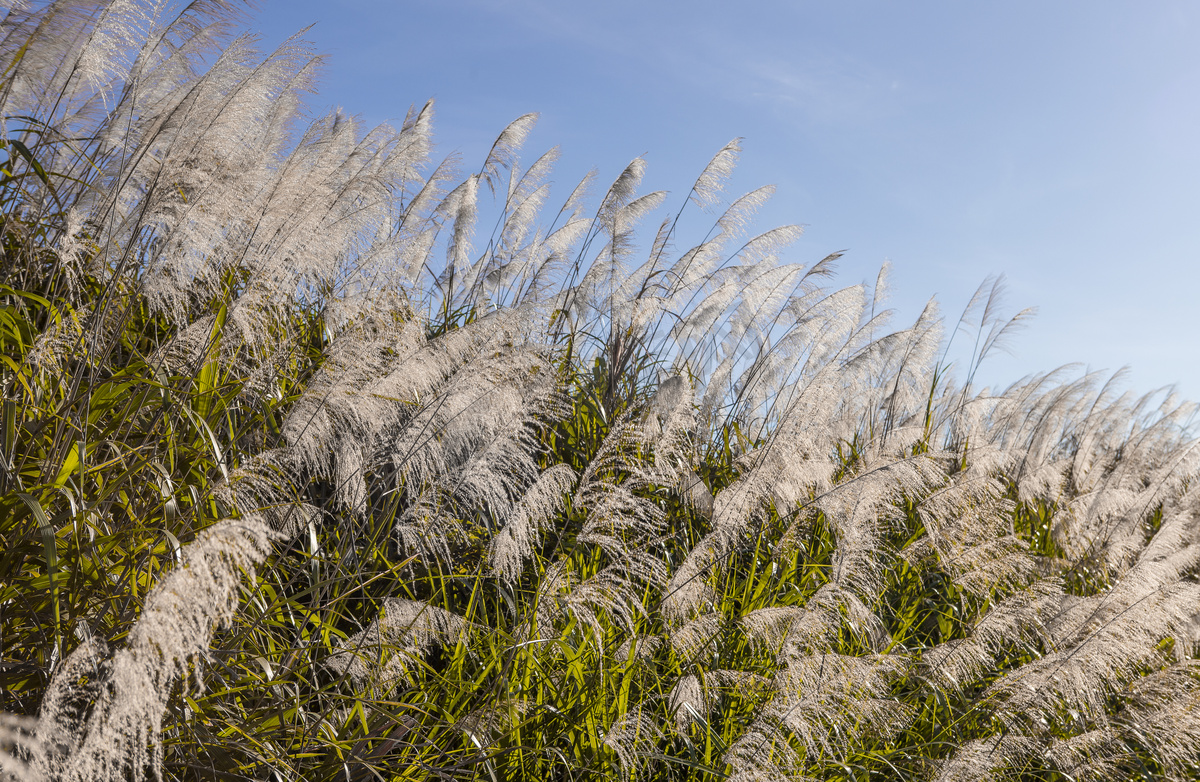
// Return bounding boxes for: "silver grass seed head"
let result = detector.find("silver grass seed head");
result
[0,713,41,782]
[488,463,577,584]
[932,734,1039,782]
[325,599,472,693]
[1045,729,1126,782]
[688,137,740,212]
[668,674,708,735]
[602,708,661,782]
[668,612,723,663]
[721,723,803,782]
[32,516,279,782]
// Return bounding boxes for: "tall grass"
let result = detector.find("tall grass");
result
[2,2,1200,781]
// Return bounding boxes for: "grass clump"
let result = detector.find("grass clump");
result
[2,3,1200,781]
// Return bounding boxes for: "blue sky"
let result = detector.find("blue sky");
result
[255,1,1200,401]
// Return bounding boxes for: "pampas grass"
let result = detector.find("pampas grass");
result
[2,3,1200,781]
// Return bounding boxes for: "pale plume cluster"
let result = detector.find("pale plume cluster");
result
[12,518,277,782]
[2,2,1200,782]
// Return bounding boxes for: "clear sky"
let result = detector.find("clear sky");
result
[253,1,1200,401]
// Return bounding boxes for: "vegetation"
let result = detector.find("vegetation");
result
[2,2,1199,780]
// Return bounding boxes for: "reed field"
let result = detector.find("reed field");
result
[1,2,1199,780]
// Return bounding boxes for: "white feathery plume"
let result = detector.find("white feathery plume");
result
[390,346,550,495]
[687,137,740,211]
[809,453,944,597]
[25,299,88,379]
[667,270,742,351]
[514,216,590,305]
[0,2,120,131]
[987,576,1200,725]
[31,517,279,782]
[479,112,537,196]
[19,632,106,779]
[210,449,307,531]
[1119,661,1200,780]
[0,714,40,782]
[602,708,661,782]
[728,225,806,269]
[559,551,666,643]
[763,652,913,760]
[277,306,547,533]
[668,321,941,626]
[667,670,770,736]
[521,378,699,655]
[668,611,723,663]
[72,0,159,97]
[910,450,1034,597]
[664,363,845,622]
[281,310,426,476]
[431,359,564,510]
[667,674,708,735]
[677,466,714,519]
[715,184,774,238]
[392,356,558,561]
[334,440,369,517]
[615,634,663,665]
[740,606,811,653]
[600,191,669,317]
[660,235,724,302]
[467,145,560,298]
[437,173,479,295]
[325,598,472,692]
[931,733,1038,782]
[473,150,563,306]
[920,579,1062,691]
[595,157,646,229]
[489,463,577,584]
[720,723,803,782]
[1044,729,1125,781]
[574,418,666,554]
